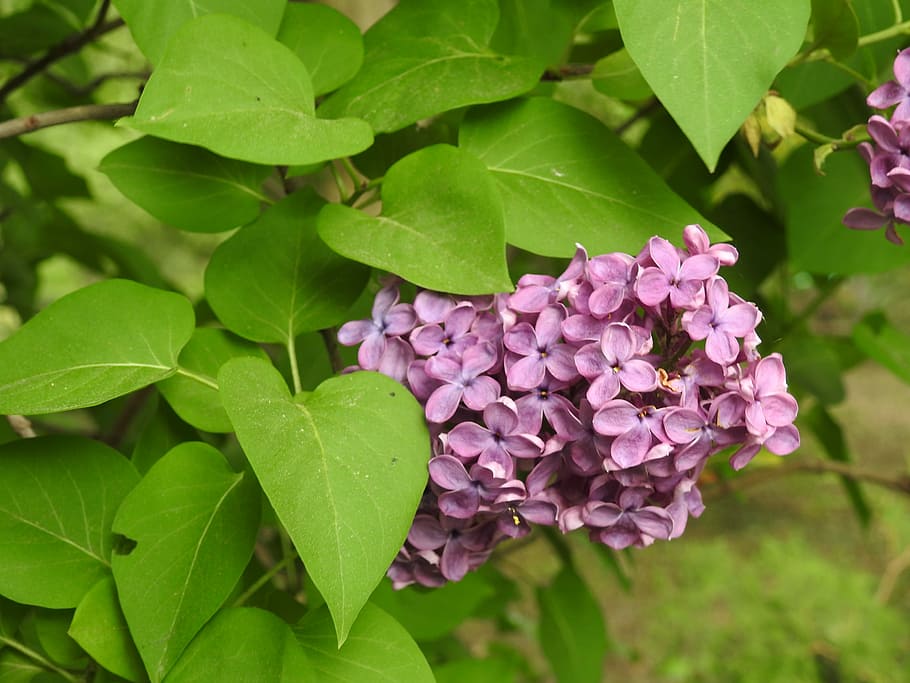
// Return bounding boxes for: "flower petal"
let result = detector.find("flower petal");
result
[429,454,473,490]
[425,383,464,423]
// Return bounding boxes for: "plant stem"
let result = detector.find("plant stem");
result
[857,19,910,48]
[793,123,840,146]
[233,549,300,607]
[175,367,219,390]
[0,0,123,104]
[0,101,137,139]
[329,162,351,203]
[287,334,302,394]
[0,636,79,683]
[319,328,345,374]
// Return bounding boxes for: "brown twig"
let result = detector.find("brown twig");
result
[540,63,595,81]
[100,386,154,448]
[0,100,137,138]
[319,328,345,374]
[6,415,36,438]
[0,0,124,104]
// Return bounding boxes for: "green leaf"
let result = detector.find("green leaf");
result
[69,578,145,683]
[538,566,607,683]
[591,49,652,101]
[369,570,494,641]
[777,335,845,405]
[3,139,90,200]
[164,608,314,683]
[98,137,271,233]
[319,144,512,294]
[219,358,430,644]
[779,145,910,275]
[205,189,370,344]
[318,0,543,133]
[490,0,574,68]
[277,3,364,96]
[0,599,27,639]
[111,442,260,683]
[0,436,140,608]
[0,279,194,415]
[111,0,286,65]
[293,603,434,683]
[459,98,722,258]
[434,657,519,683]
[121,14,373,165]
[157,328,269,433]
[32,610,85,669]
[803,404,871,527]
[809,0,859,60]
[614,0,811,170]
[0,650,45,683]
[853,312,910,385]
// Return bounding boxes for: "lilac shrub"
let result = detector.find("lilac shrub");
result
[338,226,800,589]
[844,46,910,245]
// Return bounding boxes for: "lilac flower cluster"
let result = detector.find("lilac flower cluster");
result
[338,225,800,589]
[843,46,910,245]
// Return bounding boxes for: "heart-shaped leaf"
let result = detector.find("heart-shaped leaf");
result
[205,189,370,344]
[293,603,434,683]
[0,279,194,415]
[0,436,140,608]
[219,358,430,644]
[98,136,272,233]
[111,0,286,65]
[277,3,364,96]
[121,14,373,165]
[614,0,811,170]
[111,442,260,683]
[318,0,543,133]
[165,608,314,683]
[459,98,722,257]
[318,144,512,294]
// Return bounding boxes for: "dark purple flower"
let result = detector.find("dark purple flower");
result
[663,403,742,470]
[514,375,578,436]
[429,455,525,519]
[582,487,675,549]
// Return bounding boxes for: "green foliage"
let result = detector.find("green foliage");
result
[219,360,430,644]
[0,437,139,608]
[2,0,910,679]
[122,14,373,165]
[111,442,260,682]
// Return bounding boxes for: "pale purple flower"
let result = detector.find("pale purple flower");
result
[683,277,760,364]
[585,252,635,317]
[574,322,658,408]
[503,304,578,390]
[514,375,577,436]
[663,403,742,470]
[683,224,738,266]
[410,303,477,356]
[582,487,675,549]
[424,342,500,422]
[635,236,718,308]
[446,398,544,478]
[429,455,525,519]
[867,46,910,121]
[592,400,669,469]
[337,286,417,370]
[509,245,587,312]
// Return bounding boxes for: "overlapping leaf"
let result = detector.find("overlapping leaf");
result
[460,98,721,257]
[112,0,286,65]
[0,279,194,415]
[121,14,373,165]
[0,437,140,608]
[111,442,260,683]
[205,189,370,344]
[318,0,543,132]
[98,137,271,233]
[318,144,512,294]
[293,603,434,682]
[219,359,430,644]
[614,0,811,170]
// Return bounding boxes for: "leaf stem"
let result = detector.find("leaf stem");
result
[232,549,300,607]
[857,19,910,48]
[329,162,351,203]
[279,527,300,594]
[0,101,138,139]
[0,636,80,683]
[793,123,840,146]
[287,335,302,394]
[175,367,219,390]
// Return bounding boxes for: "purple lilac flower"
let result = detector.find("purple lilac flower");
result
[867,46,910,121]
[338,224,800,589]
